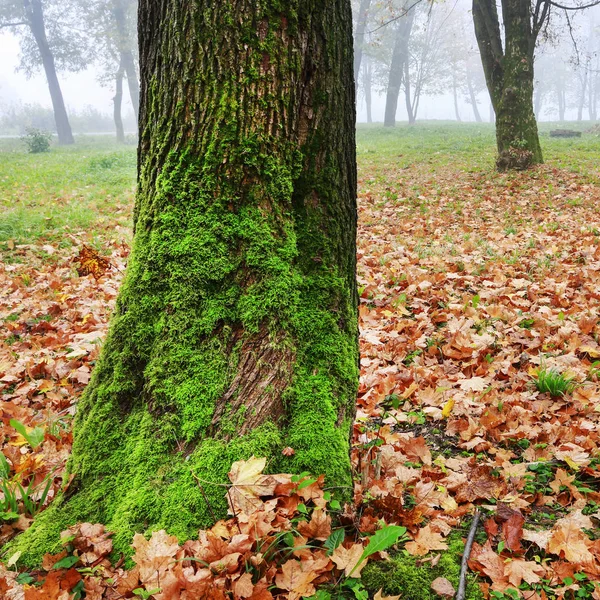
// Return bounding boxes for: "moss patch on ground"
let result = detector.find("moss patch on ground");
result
[362,533,485,600]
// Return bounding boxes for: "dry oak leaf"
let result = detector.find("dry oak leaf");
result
[547,521,595,564]
[431,577,456,598]
[227,456,278,516]
[504,559,545,588]
[331,543,367,577]
[405,525,449,557]
[275,557,329,600]
[297,509,332,541]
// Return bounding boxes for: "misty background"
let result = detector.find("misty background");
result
[0,0,599,137]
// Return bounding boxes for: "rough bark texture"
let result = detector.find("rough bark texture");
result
[15,0,358,565]
[25,0,74,145]
[472,0,543,170]
[384,8,414,127]
[114,58,125,143]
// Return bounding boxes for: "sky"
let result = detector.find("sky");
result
[0,31,133,114]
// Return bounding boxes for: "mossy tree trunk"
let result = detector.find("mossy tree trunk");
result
[17,0,358,564]
[472,0,546,170]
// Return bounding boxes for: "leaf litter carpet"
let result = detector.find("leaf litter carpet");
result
[1,164,600,598]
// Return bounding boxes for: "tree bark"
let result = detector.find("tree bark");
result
[24,0,74,144]
[354,0,371,93]
[16,0,358,565]
[112,0,139,119]
[384,7,415,127]
[472,0,543,169]
[114,57,125,143]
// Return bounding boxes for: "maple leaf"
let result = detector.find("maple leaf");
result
[459,377,489,392]
[431,577,456,598]
[234,572,254,598]
[227,456,278,516]
[547,520,595,564]
[74,245,112,280]
[297,509,332,541]
[405,525,448,556]
[331,543,366,577]
[504,559,545,587]
[275,557,328,600]
[132,529,180,586]
[450,464,506,503]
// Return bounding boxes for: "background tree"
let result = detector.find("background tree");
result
[0,0,91,144]
[472,0,599,170]
[75,0,139,141]
[15,0,359,563]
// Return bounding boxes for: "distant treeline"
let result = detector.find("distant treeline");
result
[0,103,136,136]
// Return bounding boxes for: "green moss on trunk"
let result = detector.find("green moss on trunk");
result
[11,0,358,566]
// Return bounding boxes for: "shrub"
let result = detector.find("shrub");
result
[22,127,52,153]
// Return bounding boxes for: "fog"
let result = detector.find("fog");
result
[0,0,599,136]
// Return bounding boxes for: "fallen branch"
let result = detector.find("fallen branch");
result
[456,509,481,600]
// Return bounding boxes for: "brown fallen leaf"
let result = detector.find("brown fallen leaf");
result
[431,576,456,598]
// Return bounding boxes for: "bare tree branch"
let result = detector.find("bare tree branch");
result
[546,0,600,9]
[366,0,425,34]
[0,22,28,29]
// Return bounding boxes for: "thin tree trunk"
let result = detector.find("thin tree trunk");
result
[466,68,482,122]
[557,88,565,122]
[113,0,139,119]
[25,0,74,144]
[453,67,462,122]
[363,56,372,123]
[15,0,359,565]
[578,66,588,121]
[473,0,543,169]
[384,7,415,127]
[114,58,125,143]
[404,57,416,124]
[354,0,372,93]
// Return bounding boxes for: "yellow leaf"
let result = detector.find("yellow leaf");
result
[374,589,401,600]
[441,398,455,418]
[579,345,600,358]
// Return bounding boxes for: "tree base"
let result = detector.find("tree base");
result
[496,147,540,171]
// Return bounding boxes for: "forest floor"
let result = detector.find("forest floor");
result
[0,123,600,599]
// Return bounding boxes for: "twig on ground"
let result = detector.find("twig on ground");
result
[456,509,481,600]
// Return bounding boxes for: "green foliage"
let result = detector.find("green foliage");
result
[9,419,45,449]
[350,525,408,576]
[533,368,577,397]
[22,128,52,154]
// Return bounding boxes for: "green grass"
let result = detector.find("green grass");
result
[0,121,598,249]
[534,368,577,397]
[0,135,136,247]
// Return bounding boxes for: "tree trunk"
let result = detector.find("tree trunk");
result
[472,0,543,170]
[453,67,461,122]
[404,57,416,124]
[557,88,565,122]
[15,0,358,565]
[112,0,140,119]
[25,0,74,145]
[354,0,372,93]
[466,69,483,122]
[384,7,415,127]
[114,58,125,143]
[363,56,373,123]
[577,66,588,122]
